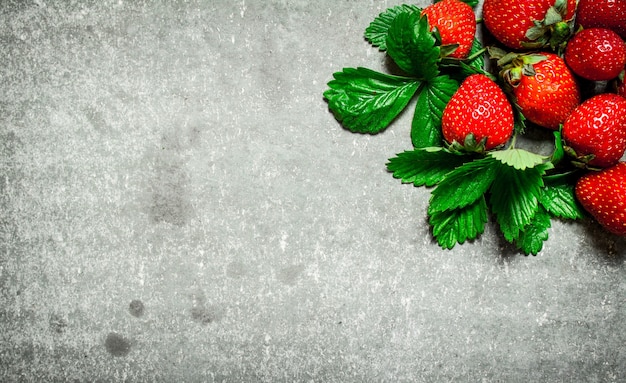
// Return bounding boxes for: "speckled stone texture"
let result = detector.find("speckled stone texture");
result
[1,1,626,382]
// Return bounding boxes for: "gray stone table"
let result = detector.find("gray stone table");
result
[1,1,625,382]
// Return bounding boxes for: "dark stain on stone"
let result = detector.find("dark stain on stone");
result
[128,299,145,318]
[148,152,192,226]
[277,264,306,286]
[104,332,131,357]
[226,261,248,278]
[49,313,68,333]
[0,130,22,158]
[21,342,35,361]
[190,306,213,324]
[83,106,109,132]
[189,291,223,325]
[190,306,219,324]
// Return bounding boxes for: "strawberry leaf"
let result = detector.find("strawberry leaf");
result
[551,130,565,164]
[489,163,549,242]
[429,156,498,213]
[515,206,551,255]
[411,75,458,148]
[386,11,440,79]
[386,147,469,187]
[539,183,585,220]
[489,148,548,170]
[324,67,421,134]
[439,39,494,81]
[459,0,480,7]
[466,38,486,70]
[429,196,488,249]
[512,102,528,135]
[364,4,422,51]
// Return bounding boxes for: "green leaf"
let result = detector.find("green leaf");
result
[489,163,548,242]
[386,11,440,79]
[466,38,485,70]
[364,4,422,50]
[544,6,563,25]
[512,102,527,135]
[551,130,565,164]
[459,0,480,7]
[539,183,585,220]
[411,75,458,148]
[429,156,498,213]
[386,147,469,187]
[324,67,421,134]
[429,196,488,249]
[439,39,493,80]
[515,206,551,255]
[489,148,548,170]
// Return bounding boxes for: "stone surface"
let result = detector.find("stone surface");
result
[1,1,626,382]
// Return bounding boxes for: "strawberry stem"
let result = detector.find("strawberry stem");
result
[509,133,518,149]
[542,170,581,184]
[465,47,488,62]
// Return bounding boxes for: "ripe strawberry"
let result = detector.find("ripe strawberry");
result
[565,28,626,81]
[441,74,514,150]
[562,94,626,168]
[576,0,626,40]
[482,0,577,51]
[575,162,626,235]
[421,0,476,59]
[498,52,580,129]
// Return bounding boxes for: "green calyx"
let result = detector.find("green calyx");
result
[445,134,489,154]
[562,145,601,171]
[521,0,575,53]
[488,47,547,86]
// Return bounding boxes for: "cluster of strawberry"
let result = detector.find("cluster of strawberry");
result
[324,0,626,252]
[434,0,626,235]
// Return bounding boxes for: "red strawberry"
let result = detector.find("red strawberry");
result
[576,0,626,40]
[441,74,514,150]
[562,94,626,168]
[575,162,626,235]
[565,28,626,81]
[482,0,577,50]
[421,0,476,59]
[498,52,580,129]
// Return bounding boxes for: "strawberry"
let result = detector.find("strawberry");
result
[576,0,626,40]
[575,162,626,235]
[421,0,476,59]
[495,52,580,130]
[562,94,626,168]
[441,74,514,150]
[482,0,577,51]
[564,28,626,81]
